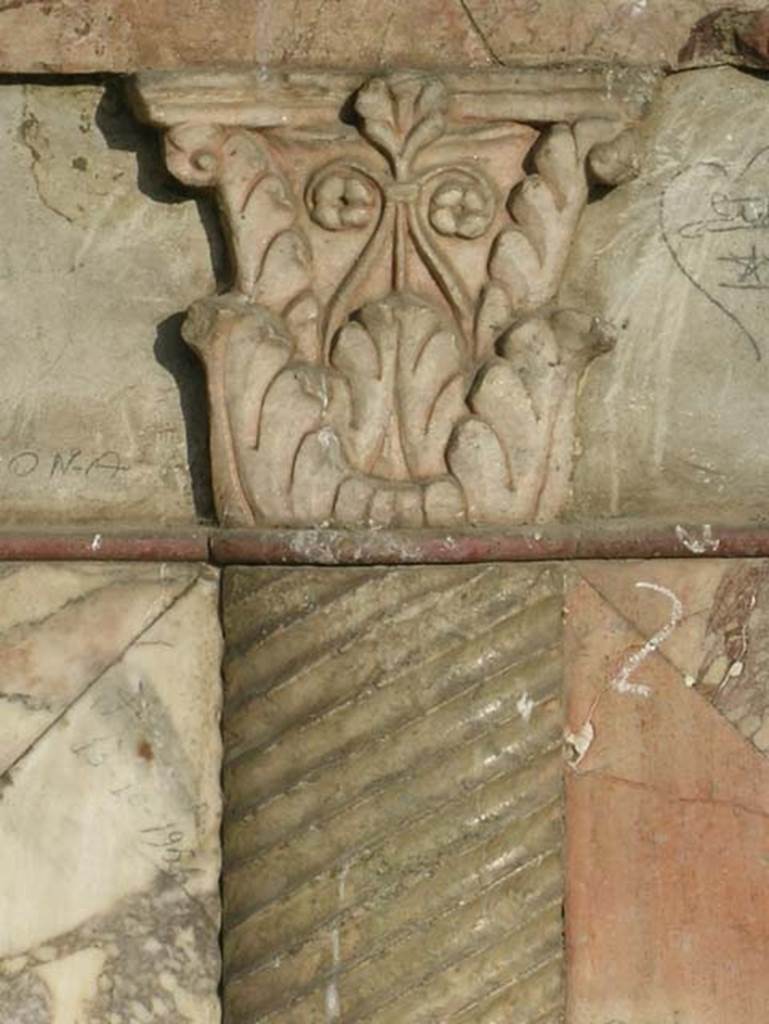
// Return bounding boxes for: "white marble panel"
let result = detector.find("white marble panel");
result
[0,562,222,1023]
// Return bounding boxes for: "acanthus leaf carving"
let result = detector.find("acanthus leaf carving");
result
[450,311,615,523]
[133,67,651,528]
[165,121,320,355]
[330,295,468,483]
[477,122,588,359]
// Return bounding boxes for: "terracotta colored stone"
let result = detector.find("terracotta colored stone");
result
[208,523,769,565]
[565,565,769,1024]
[735,8,769,59]
[0,0,489,73]
[0,1,761,74]
[0,530,209,562]
[578,559,769,753]
[679,7,769,65]
[8,522,769,567]
[467,0,761,67]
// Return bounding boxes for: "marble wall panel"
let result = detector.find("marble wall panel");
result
[7,555,763,1022]
[565,560,769,1024]
[0,562,222,1023]
[221,564,565,1023]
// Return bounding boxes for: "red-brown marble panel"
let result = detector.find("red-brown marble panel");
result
[565,565,769,1024]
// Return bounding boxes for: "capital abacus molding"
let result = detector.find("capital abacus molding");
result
[131,66,654,531]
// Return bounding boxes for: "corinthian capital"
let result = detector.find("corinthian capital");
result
[131,66,651,528]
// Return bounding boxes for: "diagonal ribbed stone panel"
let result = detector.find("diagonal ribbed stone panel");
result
[222,564,565,1023]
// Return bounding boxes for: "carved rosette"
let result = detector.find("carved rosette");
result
[133,67,648,528]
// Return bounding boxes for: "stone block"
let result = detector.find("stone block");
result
[0,1,761,74]
[221,564,564,1023]
[0,82,219,525]
[569,66,769,523]
[565,561,769,1023]
[0,562,222,1023]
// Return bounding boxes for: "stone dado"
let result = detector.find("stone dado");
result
[132,67,652,529]
[5,557,769,1023]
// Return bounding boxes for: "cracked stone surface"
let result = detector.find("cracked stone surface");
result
[0,82,220,525]
[0,0,760,72]
[565,561,769,1024]
[0,562,222,1023]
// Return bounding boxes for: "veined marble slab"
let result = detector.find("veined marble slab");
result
[0,562,222,1023]
[565,560,769,1024]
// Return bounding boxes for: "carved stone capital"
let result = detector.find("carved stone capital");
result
[131,67,653,528]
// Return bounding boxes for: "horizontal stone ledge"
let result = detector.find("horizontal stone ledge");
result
[209,523,766,564]
[130,64,653,127]
[0,530,210,562]
[0,522,768,564]
[2,3,769,75]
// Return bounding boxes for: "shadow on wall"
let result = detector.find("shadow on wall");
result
[153,312,215,523]
[94,78,229,522]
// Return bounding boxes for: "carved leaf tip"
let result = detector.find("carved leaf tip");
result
[354,72,449,170]
[588,127,642,187]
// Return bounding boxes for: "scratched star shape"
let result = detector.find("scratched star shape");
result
[661,150,769,359]
[717,242,769,289]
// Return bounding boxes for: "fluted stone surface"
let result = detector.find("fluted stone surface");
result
[221,565,565,1023]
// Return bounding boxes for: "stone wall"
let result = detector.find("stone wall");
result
[4,54,769,527]
[3,4,769,1024]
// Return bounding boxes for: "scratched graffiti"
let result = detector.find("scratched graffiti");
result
[566,580,683,767]
[0,447,129,484]
[661,147,769,361]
